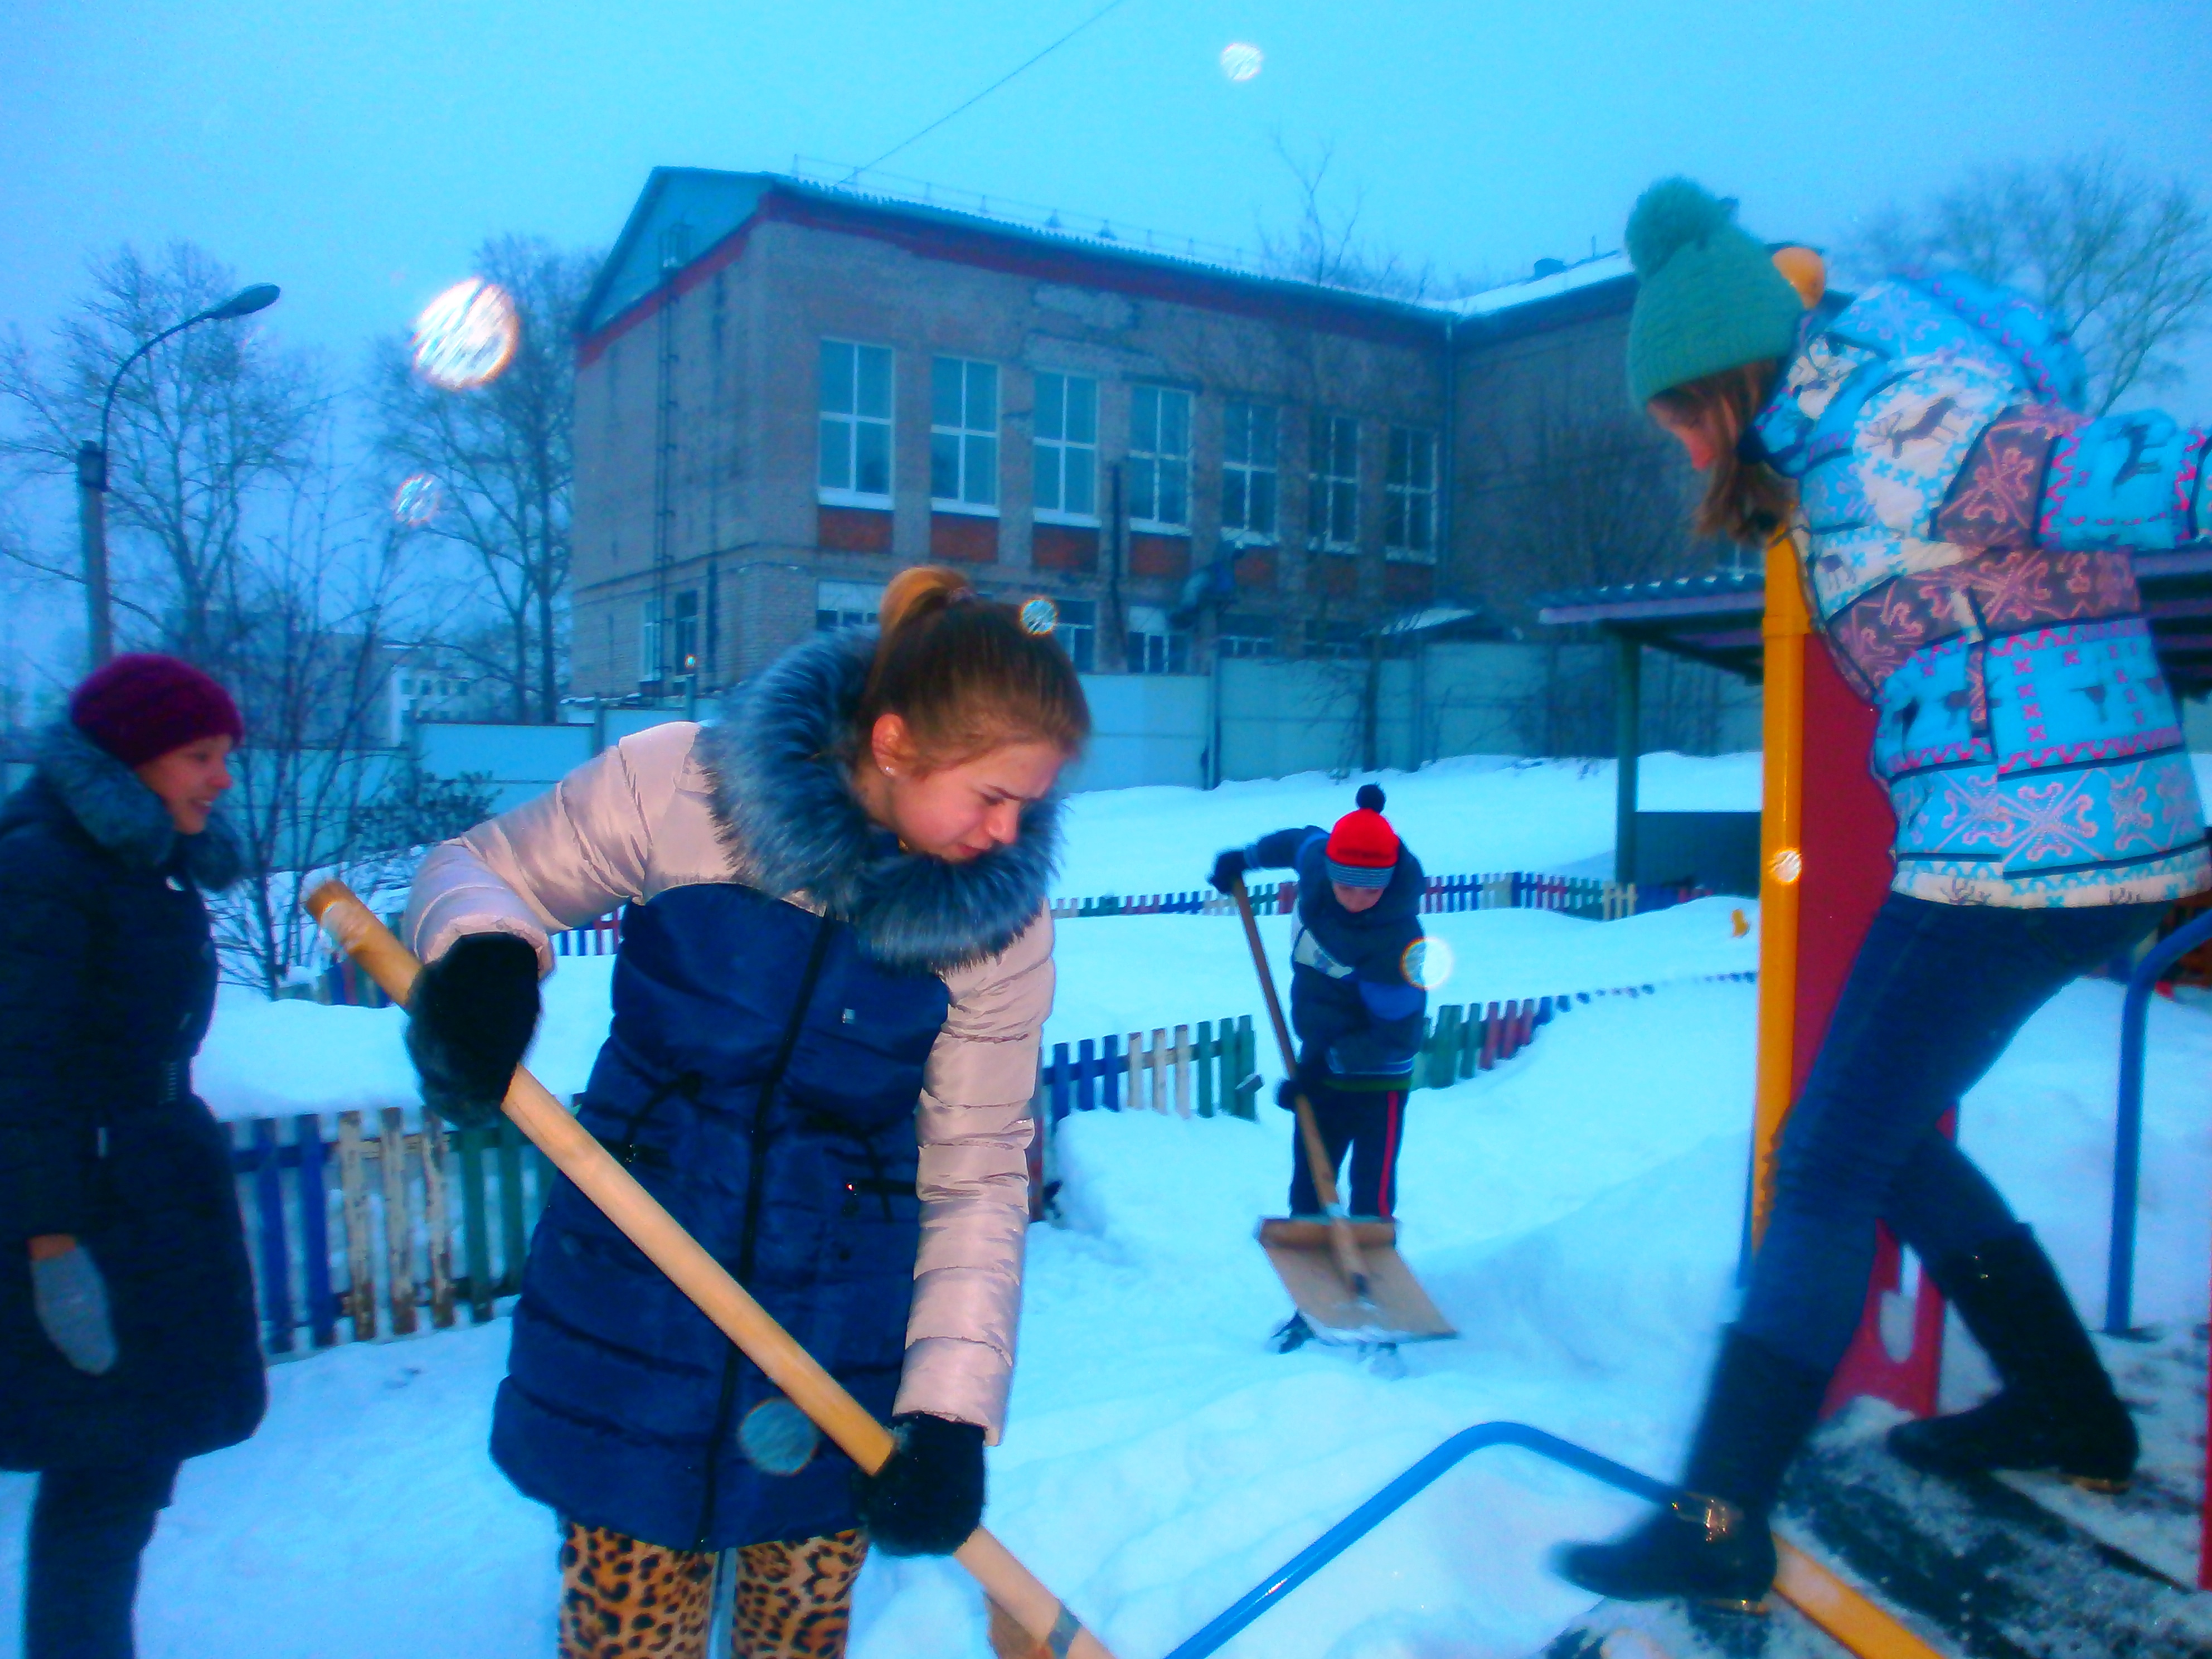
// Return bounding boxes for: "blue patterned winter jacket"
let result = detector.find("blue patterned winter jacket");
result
[1750,271,2212,906]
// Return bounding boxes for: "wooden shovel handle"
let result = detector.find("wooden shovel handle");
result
[1228,879,1368,1295]
[302,882,1116,1659]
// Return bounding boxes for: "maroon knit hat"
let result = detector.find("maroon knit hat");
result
[1325,784,1401,888]
[70,654,243,768]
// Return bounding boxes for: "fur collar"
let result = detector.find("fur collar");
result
[700,630,1061,976]
[31,722,244,890]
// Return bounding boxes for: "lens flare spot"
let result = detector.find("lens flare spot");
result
[1219,41,1264,82]
[411,278,520,391]
[1019,597,1060,636]
[391,474,443,527]
[1402,935,1454,991]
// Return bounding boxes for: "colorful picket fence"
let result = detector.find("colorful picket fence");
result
[226,1108,556,1356]
[1048,872,1709,924]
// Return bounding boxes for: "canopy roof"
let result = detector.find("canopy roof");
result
[1537,551,2212,696]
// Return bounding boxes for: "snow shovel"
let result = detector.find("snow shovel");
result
[1229,877,1455,1346]
[304,882,1117,1659]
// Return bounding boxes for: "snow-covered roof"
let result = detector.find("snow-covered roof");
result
[1441,253,1634,319]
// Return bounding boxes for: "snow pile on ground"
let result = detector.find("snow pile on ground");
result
[6,753,2209,1658]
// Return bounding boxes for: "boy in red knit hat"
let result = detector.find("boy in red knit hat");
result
[1209,785,1428,1350]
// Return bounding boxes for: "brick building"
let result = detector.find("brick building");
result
[569,170,1697,700]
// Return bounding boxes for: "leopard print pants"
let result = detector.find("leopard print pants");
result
[558,1521,866,1659]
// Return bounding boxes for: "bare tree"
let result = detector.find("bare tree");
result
[371,236,597,722]
[1850,152,2212,412]
[0,242,324,661]
[1257,135,1435,303]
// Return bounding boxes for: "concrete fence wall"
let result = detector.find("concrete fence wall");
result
[408,643,1765,802]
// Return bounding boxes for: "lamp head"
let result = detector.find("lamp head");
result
[201,284,280,322]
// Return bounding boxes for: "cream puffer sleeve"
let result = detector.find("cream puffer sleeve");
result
[403,721,734,971]
[893,908,1054,1442]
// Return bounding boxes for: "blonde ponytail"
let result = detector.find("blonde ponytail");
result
[858,565,1089,769]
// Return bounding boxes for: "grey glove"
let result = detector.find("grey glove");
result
[32,1246,117,1376]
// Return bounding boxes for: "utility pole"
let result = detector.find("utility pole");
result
[75,443,110,667]
[77,283,279,672]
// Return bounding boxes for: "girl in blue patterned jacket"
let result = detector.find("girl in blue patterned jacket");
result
[1558,179,2211,1611]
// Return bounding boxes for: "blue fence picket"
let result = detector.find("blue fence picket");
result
[251,1118,294,1354]
[1104,1034,1122,1110]
[296,1114,336,1348]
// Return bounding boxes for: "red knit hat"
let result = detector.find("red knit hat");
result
[1325,784,1400,887]
[70,654,244,768]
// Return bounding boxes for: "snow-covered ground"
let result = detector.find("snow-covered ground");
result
[3,752,2206,1658]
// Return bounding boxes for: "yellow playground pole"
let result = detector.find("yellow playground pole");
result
[1747,525,1944,1659]
[1750,525,1808,1248]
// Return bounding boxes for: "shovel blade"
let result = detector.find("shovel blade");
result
[1258,1221,1457,1343]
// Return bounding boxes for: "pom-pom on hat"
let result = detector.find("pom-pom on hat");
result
[1624,177,1807,407]
[1325,784,1400,888]
[70,653,243,769]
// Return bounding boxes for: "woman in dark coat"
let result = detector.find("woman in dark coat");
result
[0,655,265,1659]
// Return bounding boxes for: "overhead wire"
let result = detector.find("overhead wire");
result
[845,0,1137,182]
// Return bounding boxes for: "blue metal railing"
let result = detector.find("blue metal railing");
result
[2104,908,2212,1335]
[1161,1422,1677,1659]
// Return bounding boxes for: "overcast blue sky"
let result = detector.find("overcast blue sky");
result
[6,1,2211,379]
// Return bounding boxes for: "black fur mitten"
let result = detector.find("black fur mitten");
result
[852,1412,986,1556]
[405,933,541,1129]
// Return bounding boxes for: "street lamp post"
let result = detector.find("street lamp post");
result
[77,283,280,669]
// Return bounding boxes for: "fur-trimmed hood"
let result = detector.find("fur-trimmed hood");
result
[700,630,1061,976]
[17,721,244,890]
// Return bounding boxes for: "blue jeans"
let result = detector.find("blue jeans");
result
[1740,892,2163,1375]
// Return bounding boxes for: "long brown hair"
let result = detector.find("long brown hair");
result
[858,566,1090,769]
[1648,361,1794,545]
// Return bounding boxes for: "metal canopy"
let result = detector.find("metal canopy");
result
[1537,550,2212,696]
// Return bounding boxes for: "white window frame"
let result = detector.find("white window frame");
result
[1128,385,1193,534]
[817,339,894,508]
[1032,372,1099,526]
[641,590,702,682]
[1216,612,1275,660]
[815,579,884,633]
[1308,412,1359,552]
[1050,596,1098,672]
[1124,603,1191,675]
[1385,425,1438,564]
[1220,401,1278,545]
[930,356,1000,516]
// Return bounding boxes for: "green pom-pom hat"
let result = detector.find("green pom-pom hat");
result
[1624,177,1805,407]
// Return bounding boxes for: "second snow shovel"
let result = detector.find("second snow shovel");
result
[304,882,1117,1659]
[1230,876,1455,1346]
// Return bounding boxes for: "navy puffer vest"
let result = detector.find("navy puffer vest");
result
[492,631,1059,1550]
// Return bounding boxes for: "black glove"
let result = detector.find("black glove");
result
[1209,846,1251,895]
[405,933,541,1130]
[1275,1061,1325,1112]
[852,1412,986,1556]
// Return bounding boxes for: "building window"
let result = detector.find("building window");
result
[1051,598,1097,672]
[1308,413,1359,552]
[1032,372,1098,523]
[816,579,884,633]
[1385,426,1438,562]
[1128,386,1192,530]
[930,357,999,512]
[641,589,702,683]
[1125,604,1191,674]
[1306,617,1365,659]
[1217,611,1275,659]
[1221,402,1277,543]
[818,339,893,505]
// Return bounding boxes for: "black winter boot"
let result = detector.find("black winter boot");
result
[1554,1328,1829,1609]
[1888,1225,2137,1490]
